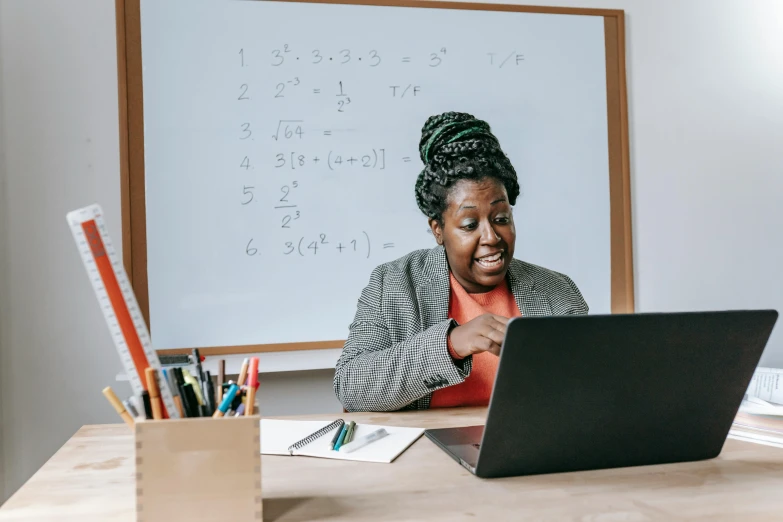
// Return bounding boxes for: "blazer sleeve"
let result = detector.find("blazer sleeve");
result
[333,265,472,412]
[564,275,589,315]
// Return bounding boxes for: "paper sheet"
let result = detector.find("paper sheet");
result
[260,419,424,463]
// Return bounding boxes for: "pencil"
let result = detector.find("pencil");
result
[102,386,134,427]
[237,358,249,388]
[217,359,226,403]
[145,368,163,420]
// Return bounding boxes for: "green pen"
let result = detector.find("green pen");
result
[333,423,349,451]
[344,421,357,444]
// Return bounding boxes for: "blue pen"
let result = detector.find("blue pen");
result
[212,383,239,418]
[333,423,349,451]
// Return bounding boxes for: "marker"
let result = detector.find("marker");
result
[193,348,210,416]
[340,428,389,453]
[102,387,134,427]
[182,369,204,406]
[140,391,153,420]
[329,420,346,450]
[234,403,245,417]
[172,368,193,418]
[237,358,249,388]
[344,421,357,444]
[333,423,349,451]
[245,357,259,416]
[182,383,201,417]
[145,368,163,420]
[205,371,216,416]
[213,384,239,418]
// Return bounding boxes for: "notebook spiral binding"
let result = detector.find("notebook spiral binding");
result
[287,418,345,455]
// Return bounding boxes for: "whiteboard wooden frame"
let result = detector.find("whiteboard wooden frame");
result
[115,0,634,356]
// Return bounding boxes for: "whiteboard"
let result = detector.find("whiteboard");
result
[140,0,611,349]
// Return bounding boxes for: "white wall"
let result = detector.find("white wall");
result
[1,0,782,505]
[0,0,342,503]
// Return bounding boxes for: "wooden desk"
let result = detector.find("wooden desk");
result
[2,407,783,521]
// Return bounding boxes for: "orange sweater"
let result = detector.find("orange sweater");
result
[430,273,522,408]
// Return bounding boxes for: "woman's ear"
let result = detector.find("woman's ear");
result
[429,218,444,245]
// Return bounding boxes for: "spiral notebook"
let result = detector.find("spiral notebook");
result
[260,418,425,463]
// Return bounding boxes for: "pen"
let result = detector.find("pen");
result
[145,368,163,420]
[213,384,239,418]
[172,368,193,418]
[140,391,153,420]
[329,420,346,450]
[123,398,140,419]
[193,348,211,416]
[344,421,357,445]
[182,383,201,417]
[245,357,259,416]
[237,358,249,388]
[217,359,226,403]
[234,403,245,417]
[340,428,389,453]
[193,348,205,382]
[205,370,216,416]
[102,387,134,427]
[333,423,349,451]
[163,368,185,418]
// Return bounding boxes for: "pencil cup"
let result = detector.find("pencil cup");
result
[135,416,262,522]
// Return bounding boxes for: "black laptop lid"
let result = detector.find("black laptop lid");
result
[476,310,778,478]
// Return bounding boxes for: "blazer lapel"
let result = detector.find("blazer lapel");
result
[416,246,450,327]
[508,261,553,316]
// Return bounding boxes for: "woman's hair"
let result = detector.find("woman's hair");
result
[414,112,519,222]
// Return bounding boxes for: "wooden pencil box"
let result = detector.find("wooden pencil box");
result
[135,416,262,522]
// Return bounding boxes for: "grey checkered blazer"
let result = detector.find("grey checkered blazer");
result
[334,245,588,412]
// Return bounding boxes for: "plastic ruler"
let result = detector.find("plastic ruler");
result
[66,204,180,418]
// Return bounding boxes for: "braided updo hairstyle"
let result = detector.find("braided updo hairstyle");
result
[414,112,520,222]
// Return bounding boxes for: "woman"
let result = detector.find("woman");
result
[334,112,588,412]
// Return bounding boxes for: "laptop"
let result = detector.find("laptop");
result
[425,310,778,479]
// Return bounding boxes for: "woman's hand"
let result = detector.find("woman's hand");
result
[448,314,509,359]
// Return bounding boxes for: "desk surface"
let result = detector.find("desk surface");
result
[2,407,783,521]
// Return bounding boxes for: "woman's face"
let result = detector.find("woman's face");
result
[430,178,516,293]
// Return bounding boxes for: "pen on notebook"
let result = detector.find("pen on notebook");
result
[237,358,249,388]
[245,357,259,416]
[344,421,357,445]
[102,387,134,427]
[217,359,225,403]
[340,428,389,453]
[140,391,153,420]
[333,423,349,451]
[205,371,215,416]
[329,420,346,450]
[213,383,239,418]
[145,368,163,420]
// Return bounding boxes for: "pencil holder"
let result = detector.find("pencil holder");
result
[134,416,262,522]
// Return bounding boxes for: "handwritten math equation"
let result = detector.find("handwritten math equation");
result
[244,231,395,259]
[233,45,526,260]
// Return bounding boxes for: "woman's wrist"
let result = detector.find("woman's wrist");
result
[447,333,465,360]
